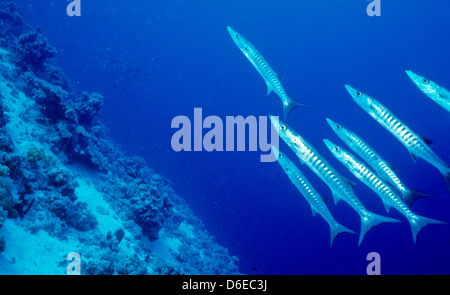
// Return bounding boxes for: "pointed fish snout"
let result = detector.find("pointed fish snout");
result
[323,139,342,154]
[323,138,334,150]
[325,118,337,129]
[344,84,354,93]
[405,70,420,84]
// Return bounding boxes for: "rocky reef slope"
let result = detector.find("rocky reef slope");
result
[0,2,239,275]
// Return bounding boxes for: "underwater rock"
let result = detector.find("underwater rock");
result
[0,2,240,275]
[76,91,103,126]
[17,29,57,69]
[0,207,6,253]
[0,2,29,47]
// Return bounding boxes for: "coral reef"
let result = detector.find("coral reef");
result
[17,29,57,69]
[0,2,240,275]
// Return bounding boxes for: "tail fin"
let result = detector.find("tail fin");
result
[408,215,446,244]
[402,189,434,209]
[329,222,356,248]
[283,97,309,121]
[358,212,400,247]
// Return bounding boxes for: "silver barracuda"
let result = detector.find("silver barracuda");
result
[272,145,355,247]
[406,70,450,113]
[270,116,399,246]
[227,26,308,120]
[326,118,433,208]
[324,140,446,244]
[345,85,450,194]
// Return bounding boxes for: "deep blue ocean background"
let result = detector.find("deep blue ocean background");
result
[13,0,450,274]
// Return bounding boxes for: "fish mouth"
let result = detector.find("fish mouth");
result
[323,138,336,152]
[345,84,371,107]
[405,70,421,84]
[344,84,358,98]
[323,139,343,156]
[325,118,338,130]
[226,26,239,39]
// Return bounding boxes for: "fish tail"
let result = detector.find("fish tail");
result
[408,215,446,244]
[329,222,356,248]
[402,189,435,209]
[358,212,400,247]
[283,97,309,121]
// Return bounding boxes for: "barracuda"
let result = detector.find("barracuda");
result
[345,84,450,194]
[272,146,355,247]
[326,118,433,208]
[324,140,446,244]
[406,70,450,113]
[227,27,308,120]
[270,116,399,246]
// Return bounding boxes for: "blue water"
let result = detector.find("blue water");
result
[15,0,450,274]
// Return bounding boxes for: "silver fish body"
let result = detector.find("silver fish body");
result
[227,27,307,120]
[270,116,399,246]
[324,140,445,244]
[345,85,450,193]
[272,146,355,247]
[326,118,432,207]
[406,70,450,113]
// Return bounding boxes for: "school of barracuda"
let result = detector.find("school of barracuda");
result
[227,27,449,247]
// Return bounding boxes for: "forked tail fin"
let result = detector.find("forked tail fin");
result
[408,215,446,244]
[403,189,434,209]
[283,97,309,121]
[329,222,356,248]
[358,212,400,247]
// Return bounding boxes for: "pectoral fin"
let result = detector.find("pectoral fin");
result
[382,200,391,213]
[409,151,418,163]
[311,207,317,217]
[332,192,341,205]
[267,83,274,95]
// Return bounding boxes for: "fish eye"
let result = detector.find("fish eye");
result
[280,125,286,131]
[235,34,240,39]
[356,92,362,97]
[334,147,340,151]
[337,125,341,130]
[422,79,429,84]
